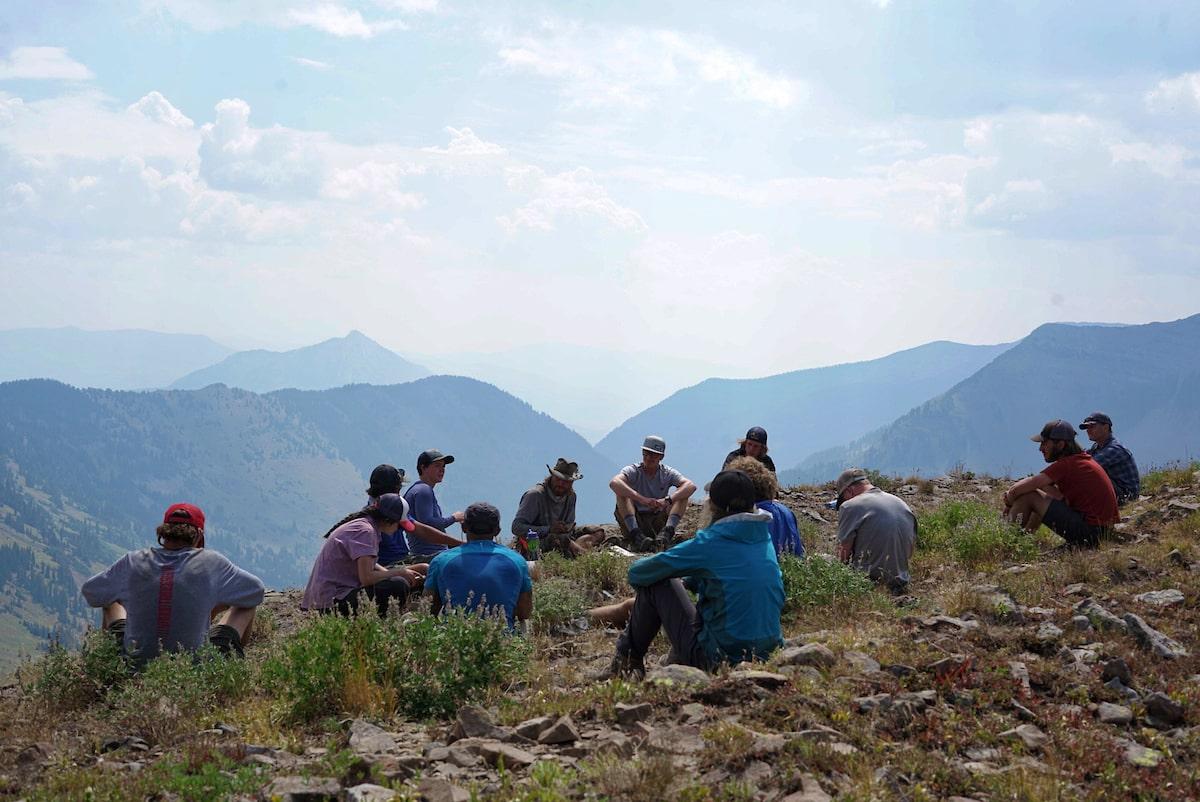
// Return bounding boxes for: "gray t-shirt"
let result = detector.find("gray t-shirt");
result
[620,463,686,513]
[81,547,265,661]
[836,488,916,588]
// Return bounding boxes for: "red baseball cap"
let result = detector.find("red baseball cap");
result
[163,503,206,531]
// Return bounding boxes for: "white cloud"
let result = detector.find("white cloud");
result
[322,160,424,209]
[498,166,646,233]
[292,57,332,70]
[144,1,411,38]
[1109,141,1191,179]
[495,23,803,110]
[127,91,195,128]
[422,126,507,158]
[287,4,406,38]
[1146,71,1200,115]
[0,46,94,81]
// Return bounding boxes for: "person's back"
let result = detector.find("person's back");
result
[837,487,916,588]
[426,541,528,627]
[1043,453,1118,525]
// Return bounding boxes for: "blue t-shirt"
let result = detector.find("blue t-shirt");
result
[758,500,804,557]
[424,540,532,628]
[405,481,458,557]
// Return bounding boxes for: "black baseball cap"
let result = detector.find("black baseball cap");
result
[463,502,501,536]
[1031,419,1076,443]
[744,426,768,445]
[1079,412,1113,428]
[417,449,455,471]
[707,470,756,513]
[368,464,405,497]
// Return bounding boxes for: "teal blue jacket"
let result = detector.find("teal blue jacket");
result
[627,510,784,664]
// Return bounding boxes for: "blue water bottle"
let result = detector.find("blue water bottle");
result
[526,529,540,560]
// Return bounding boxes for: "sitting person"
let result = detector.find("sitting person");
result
[511,458,613,558]
[1080,412,1141,506]
[610,435,697,552]
[81,503,265,666]
[600,470,784,679]
[425,502,532,629]
[1003,419,1118,548]
[405,449,466,560]
[833,468,916,593]
[722,426,777,473]
[302,493,427,617]
[726,456,803,557]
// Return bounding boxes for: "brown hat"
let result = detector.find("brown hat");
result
[547,458,582,481]
[835,468,868,500]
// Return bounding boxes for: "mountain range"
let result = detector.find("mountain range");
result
[596,341,1013,487]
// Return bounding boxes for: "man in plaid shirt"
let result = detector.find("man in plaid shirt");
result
[1080,412,1140,505]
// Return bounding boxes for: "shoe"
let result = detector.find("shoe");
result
[599,651,645,681]
[630,529,654,553]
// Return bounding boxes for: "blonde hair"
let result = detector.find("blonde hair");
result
[726,456,778,501]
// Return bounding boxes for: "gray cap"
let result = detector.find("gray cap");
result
[463,502,501,536]
[642,435,666,455]
[835,468,868,499]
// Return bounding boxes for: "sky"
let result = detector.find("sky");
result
[2,1,1200,375]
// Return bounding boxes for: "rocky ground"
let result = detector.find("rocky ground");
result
[1,468,1197,801]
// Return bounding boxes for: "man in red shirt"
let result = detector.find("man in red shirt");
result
[1002,419,1119,547]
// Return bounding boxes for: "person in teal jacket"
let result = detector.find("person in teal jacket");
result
[602,469,784,679]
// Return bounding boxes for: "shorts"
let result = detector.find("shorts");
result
[1043,499,1106,548]
[105,619,245,659]
[614,506,670,539]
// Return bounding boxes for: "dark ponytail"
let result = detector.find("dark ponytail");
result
[323,507,379,538]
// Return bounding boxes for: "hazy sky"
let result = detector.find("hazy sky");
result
[2,1,1199,374]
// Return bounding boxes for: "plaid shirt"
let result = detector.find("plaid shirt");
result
[1088,437,1140,505]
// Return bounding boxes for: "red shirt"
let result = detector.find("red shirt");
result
[1042,453,1119,526]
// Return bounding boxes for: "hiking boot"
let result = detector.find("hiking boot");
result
[630,529,655,553]
[659,524,687,547]
[594,651,645,682]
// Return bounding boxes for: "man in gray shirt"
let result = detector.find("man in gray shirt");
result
[833,468,916,592]
[610,435,697,552]
[511,458,611,557]
[81,502,265,666]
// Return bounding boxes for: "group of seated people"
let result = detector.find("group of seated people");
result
[79,412,1139,676]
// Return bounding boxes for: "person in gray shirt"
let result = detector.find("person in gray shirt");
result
[610,435,697,552]
[833,468,916,592]
[81,502,264,667]
[511,458,612,558]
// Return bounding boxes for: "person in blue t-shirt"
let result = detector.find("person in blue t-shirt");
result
[727,456,804,557]
[424,502,532,629]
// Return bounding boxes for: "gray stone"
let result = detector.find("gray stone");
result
[1009,660,1031,693]
[728,669,790,688]
[344,784,400,802]
[678,702,708,724]
[450,705,502,741]
[1166,549,1188,566]
[964,747,1000,761]
[828,742,858,755]
[740,760,772,785]
[537,716,580,745]
[1012,702,1038,722]
[1063,583,1088,595]
[475,741,536,769]
[1123,613,1190,659]
[646,725,707,755]
[615,702,653,725]
[416,777,471,802]
[971,585,1024,622]
[592,730,634,758]
[855,693,891,713]
[1036,622,1064,643]
[927,654,974,681]
[1134,589,1185,608]
[1118,739,1163,768]
[1104,677,1141,702]
[514,716,553,740]
[923,615,980,633]
[843,650,881,673]
[1144,692,1185,729]
[776,643,836,669]
[645,664,711,686]
[1000,724,1047,751]
[1074,598,1128,633]
[1097,703,1133,725]
[259,776,340,802]
[1071,615,1093,632]
[1101,657,1133,685]
[779,773,832,802]
[348,720,397,755]
[1024,606,1056,620]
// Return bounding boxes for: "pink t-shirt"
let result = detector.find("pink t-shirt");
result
[301,518,380,610]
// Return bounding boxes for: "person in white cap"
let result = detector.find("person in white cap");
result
[610,435,696,552]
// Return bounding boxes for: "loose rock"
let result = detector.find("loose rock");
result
[1144,692,1185,729]
[1075,599,1128,633]
[1101,658,1133,685]
[1000,724,1047,751]
[1123,614,1190,659]
[1097,702,1133,726]
[347,720,397,755]
[1133,589,1185,608]
[615,702,653,725]
[258,776,339,802]
[416,777,471,802]
[645,664,711,686]
[537,716,580,745]
[776,643,836,669]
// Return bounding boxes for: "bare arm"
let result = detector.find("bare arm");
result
[610,473,651,505]
[1003,473,1053,506]
[515,591,533,622]
[356,555,418,588]
[837,539,854,563]
[673,478,697,501]
[407,520,463,548]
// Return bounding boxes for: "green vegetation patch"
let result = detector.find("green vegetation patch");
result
[1141,461,1199,496]
[530,577,589,633]
[538,549,632,595]
[918,500,1038,565]
[779,554,875,612]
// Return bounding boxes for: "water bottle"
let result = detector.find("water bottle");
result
[526,529,540,560]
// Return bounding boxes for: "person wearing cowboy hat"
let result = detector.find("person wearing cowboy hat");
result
[512,458,613,558]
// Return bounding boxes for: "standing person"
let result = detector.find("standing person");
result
[511,458,612,558]
[1079,412,1141,505]
[1002,419,1118,548]
[726,456,803,557]
[405,449,465,559]
[722,426,777,473]
[81,503,264,666]
[610,435,697,552]
[833,468,916,592]
[600,469,783,679]
[302,493,426,617]
[425,502,533,630]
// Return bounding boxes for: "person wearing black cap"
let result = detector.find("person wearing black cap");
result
[599,469,783,680]
[405,449,466,559]
[1079,412,1140,505]
[1002,419,1118,547]
[722,426,776,473]
[425,502,532,630]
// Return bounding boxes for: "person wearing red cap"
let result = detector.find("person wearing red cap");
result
[81,502,265,666]
[302,493,431,616]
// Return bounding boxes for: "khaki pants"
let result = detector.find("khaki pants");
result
[614,505,669,539]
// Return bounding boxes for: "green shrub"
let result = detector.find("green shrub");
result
[779,554,874,612]
[918,500,1037,565]
[106,646,253,742]
[1142,461,1199,496]
[531,577,589,633]
[19,630,131,713]
[23,748,264,802]
[539,549,631,595]
[262,610,530,723]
